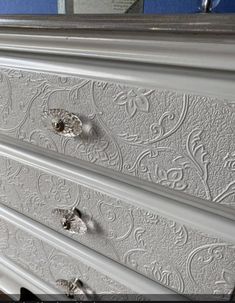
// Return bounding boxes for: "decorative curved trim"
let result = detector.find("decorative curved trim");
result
[186,243,235,284]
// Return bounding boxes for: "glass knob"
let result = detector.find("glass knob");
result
[52,207,87,235]
[56,278,89,298]
[43,109,83,137]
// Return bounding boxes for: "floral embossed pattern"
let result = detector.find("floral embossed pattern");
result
[0,217,134,299]
[0,156,234,297]
[0,69,234,208]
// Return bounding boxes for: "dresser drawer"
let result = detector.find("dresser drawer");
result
[0,68,234,209]
[0,216,139,300]
[0,155,234,298]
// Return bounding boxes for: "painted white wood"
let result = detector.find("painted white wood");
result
[0,64,233,213]
[0,30,234,298]
[0,256,64,300]
[0,204,186,300]
[0,216,138,299]
[0,50,234,101]
[0,33,234,72]
[0,149,235,296]
[0,140,234,244]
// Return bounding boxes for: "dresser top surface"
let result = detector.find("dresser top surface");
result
[0,14,235,36]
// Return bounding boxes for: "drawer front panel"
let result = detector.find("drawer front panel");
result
[0,68,234,209]
[0,156,235,297]
[0,217,135,298]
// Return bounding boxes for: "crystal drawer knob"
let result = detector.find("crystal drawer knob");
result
[52,207,87,235]
[56,278,92,299]
[44,109,83,137]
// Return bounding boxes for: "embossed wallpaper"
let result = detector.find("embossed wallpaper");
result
[0,217,135,299]
[0,156,234,297]
[0,68,234,209]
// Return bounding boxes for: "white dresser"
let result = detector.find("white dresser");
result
[0,15,234,301]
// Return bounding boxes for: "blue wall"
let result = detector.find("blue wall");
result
[144,0,201,14]
[144,0,235,14]
[0,0,58,14]
[213,0,235,12]
[0,0,234,15]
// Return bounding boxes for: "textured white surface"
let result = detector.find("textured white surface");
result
[0,141,234,239]
[0,31,234,301]
[0,155,234,297]
[0,68,234,209]
[0,256,63,300]
[0,205,184,300]
[0,217,136,299]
